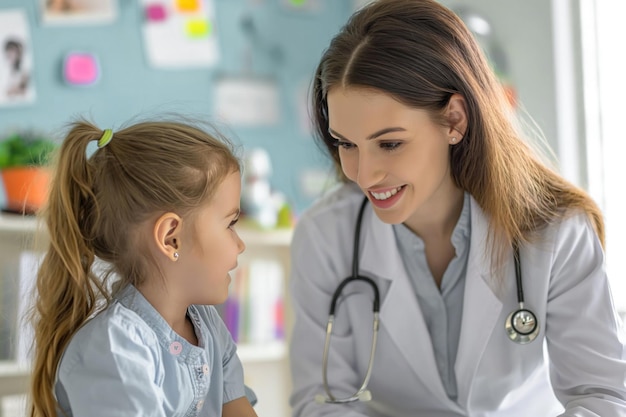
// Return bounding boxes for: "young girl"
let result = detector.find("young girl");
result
[289,0,626,416]
[29,120,258,417]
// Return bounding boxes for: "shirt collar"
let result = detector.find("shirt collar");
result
[114,284,204,361]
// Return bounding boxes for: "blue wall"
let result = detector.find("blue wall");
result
[0,0,352,213]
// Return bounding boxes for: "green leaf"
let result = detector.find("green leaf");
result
[0,132,57,169]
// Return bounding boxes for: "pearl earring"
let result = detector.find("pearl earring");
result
[450,137,457,143]
[173,252,179,261]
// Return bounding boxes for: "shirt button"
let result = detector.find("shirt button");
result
[196,399,204,410]
[202,364,209,375]
[169,341,183,355]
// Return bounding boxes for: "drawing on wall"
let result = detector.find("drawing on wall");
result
[40,0,117,26]
[141,0,219,68]
[0,9,36,107]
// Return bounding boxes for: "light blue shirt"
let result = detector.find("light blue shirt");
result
[392,192,471,402]
[54,284,251,417]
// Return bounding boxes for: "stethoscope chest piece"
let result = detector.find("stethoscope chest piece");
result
[505,305,539,344]
[504,243,539,344]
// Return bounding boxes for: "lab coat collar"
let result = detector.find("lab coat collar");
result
[455,197,503,408]
[358,196,502,411]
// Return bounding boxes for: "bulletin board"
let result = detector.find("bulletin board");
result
[0,0,356,212]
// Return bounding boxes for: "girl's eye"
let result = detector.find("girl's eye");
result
[380,141,402,151]
[332,140,356,150]
[228,217,239,229]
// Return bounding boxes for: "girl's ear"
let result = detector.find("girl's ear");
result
[153,212,183,262]
[445,93,468,142]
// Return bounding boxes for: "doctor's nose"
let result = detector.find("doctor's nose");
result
[355,150,384,189]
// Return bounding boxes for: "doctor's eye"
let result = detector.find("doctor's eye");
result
[379,141,402,152]
[332,139,356,150]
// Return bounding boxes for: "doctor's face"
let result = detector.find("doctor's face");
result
[326,86,461,227]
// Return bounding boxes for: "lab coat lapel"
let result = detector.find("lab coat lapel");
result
[455,198,503,408]
[358,205,452,404]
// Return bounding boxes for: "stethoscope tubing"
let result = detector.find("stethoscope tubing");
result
[321,312,380,403]
[320,197,380,404]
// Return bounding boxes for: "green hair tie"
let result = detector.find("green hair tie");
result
[97,129,113,148]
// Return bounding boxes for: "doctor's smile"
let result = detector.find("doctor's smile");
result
[368,185,406,208]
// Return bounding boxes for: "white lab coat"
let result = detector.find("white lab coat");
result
[289,183,626,417]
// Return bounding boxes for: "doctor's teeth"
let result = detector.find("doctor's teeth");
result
[371,186,402,200]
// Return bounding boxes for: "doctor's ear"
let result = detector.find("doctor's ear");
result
[153,212,183,262]
[445,94,468,142]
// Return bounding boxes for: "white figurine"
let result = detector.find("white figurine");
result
[241,148,285,228]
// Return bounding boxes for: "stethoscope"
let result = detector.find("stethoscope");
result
[315,197,539,405]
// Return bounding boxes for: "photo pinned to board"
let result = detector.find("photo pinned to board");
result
[140,0,220,68]
[0,9,36,107]
[39,0,118,26]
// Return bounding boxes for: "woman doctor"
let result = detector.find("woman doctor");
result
[288,0,626,416]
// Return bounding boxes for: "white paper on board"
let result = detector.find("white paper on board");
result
[214,77,280,126]
[140,0,220,68]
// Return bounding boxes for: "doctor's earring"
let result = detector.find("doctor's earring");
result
[173,252,179,261]
[450,137,457,144]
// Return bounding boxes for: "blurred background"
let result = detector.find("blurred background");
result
[0,1,624,416]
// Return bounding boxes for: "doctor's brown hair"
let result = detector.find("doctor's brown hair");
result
[311,0,604,265]
[28,120,239,417]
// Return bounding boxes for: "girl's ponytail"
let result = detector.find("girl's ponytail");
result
[29,121,107,417]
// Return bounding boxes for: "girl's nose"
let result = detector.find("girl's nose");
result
[236,233,246,254]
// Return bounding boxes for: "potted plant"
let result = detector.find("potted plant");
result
[0,131,57,215]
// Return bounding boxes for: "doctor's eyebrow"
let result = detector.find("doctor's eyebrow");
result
[329,127,407,141]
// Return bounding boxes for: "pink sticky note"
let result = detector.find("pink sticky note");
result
[64,53,99,86]
[145,4,167,21]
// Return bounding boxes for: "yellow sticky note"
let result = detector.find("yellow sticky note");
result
[186,19,211,38]
[176,0,200,13]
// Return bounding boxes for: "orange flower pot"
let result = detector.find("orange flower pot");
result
[1,167,51,214]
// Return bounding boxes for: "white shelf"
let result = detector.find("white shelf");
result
[237,227,293,247]
[0,213,43,235]
[0,362,29,398]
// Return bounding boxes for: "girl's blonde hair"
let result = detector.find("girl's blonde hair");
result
[29,119,240,417]
[312,0,604,268]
